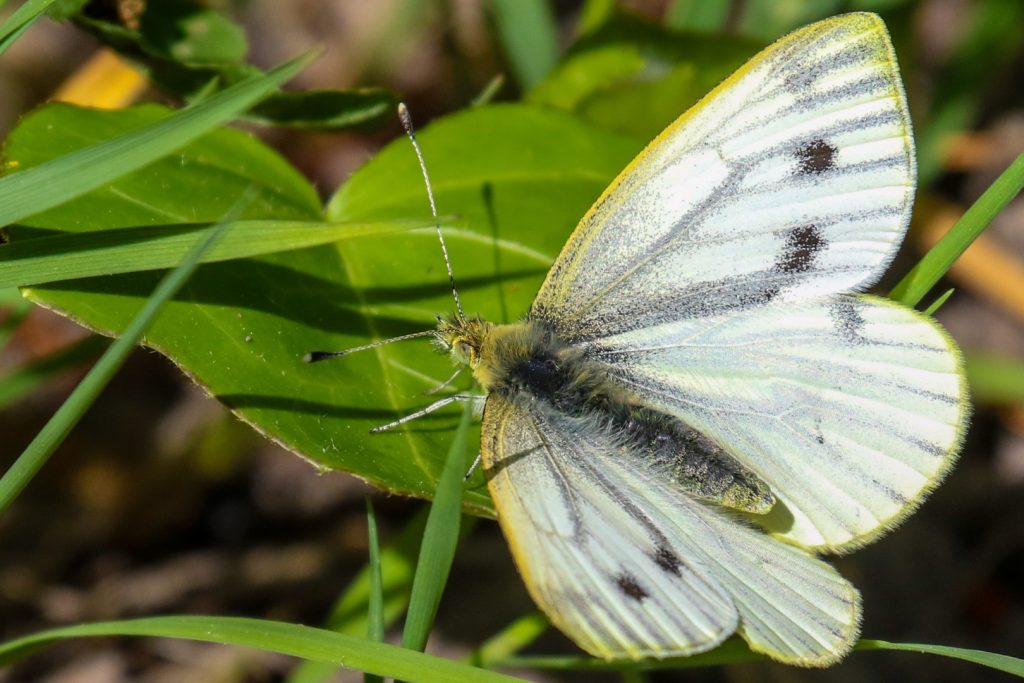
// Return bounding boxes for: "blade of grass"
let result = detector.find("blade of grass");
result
[470,613,549,667]
[890,151,1024,307]
[489,639,1024,676]
[0,218,436,289]
[401,402,474,652]
[490,0,558,89]
[922,288,956,316]
[0,53,314,228]
[287,514,481,683]
[857,640,1024,677]
[0,615,526,682]
[365,498,384,683]
[0,0,59,55]
[0,190,251,516]
[0,335,107,410]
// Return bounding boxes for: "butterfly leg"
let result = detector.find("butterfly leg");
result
[369,394,484,433]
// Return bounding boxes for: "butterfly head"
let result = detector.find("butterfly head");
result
[435,315,493,370]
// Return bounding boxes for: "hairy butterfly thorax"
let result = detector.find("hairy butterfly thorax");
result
[436,314,774,514]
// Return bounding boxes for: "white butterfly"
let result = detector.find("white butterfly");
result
[323,11,969,667]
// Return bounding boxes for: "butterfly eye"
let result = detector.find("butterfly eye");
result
[452,340,474,364]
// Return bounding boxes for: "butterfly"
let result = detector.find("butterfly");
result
[312,11,968,667]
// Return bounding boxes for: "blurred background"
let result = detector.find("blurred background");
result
[0,0,1022,681]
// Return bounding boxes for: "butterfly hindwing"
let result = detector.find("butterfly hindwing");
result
[481,393,860,664]
[481,393,738,660]
[532,12,915,343]
[585,295,967,550]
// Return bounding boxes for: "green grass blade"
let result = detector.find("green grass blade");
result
[0,336,107,410]
[890,151,1024,307]
[0,0,58,55]
[0,616,526,682]
[0,192,249,516]
[401,402,474,652]
[365,498,384,683]
[489,639,1024,676]
[490,0,558,89]
[858,640,1024,677]
[470,613,549,667]
[922,288,956,316]
[287,514,481,683]
[0,219,434,289]
[0,53,313,228]
[965,353,1024,404]
[286,511,429,683]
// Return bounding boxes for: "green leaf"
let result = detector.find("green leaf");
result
[0,616,526,683]
[402,403,473,651]
[489,0,559,89]
[249,89,397,130]
[528,12,761,139]
[0,56,312,228]
[139,2,248,66]
[0,191,245,515]
[0,218,434,289]
[890,151,1024,307]
[9,102,637,514]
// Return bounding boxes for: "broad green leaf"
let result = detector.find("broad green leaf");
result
[529,12,760,139]
[319,104,639,511]
[8,103,639,514]
[0,57,312,227]
[0,616,526,683]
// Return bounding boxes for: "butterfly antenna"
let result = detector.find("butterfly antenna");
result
[398,103,465,321]
[304,329,435,363]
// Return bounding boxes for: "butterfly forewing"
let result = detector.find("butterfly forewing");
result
[532,12,915,342]
[482,393,860,664]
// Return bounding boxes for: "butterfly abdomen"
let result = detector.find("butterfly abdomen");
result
[481,320,775,515]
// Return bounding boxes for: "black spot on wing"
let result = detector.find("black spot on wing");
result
[653,545,683,577]
[795,139,838,175]
[775,224,824,274]
[615,573,648,602]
